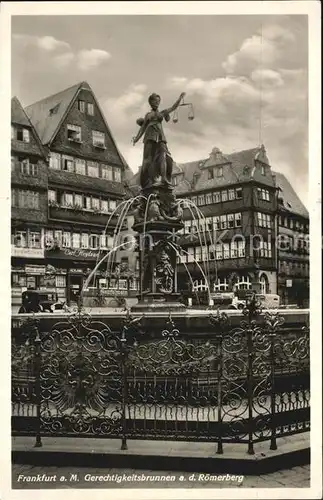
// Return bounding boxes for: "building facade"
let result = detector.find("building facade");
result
[129,145,309,304]
[275,173,309,306]
[11,82,133,305]
[11,97,49,306]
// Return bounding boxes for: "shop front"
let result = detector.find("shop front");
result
[45,247,104,305]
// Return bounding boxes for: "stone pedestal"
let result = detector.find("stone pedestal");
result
[131,184,186,312]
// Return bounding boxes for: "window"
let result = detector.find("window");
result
[109,200,117,212]
[216,244,223,260]
[195,247,202,261]
[20,159,38,176]
[261,165,266,175]
[81,233,89,249]
[72,233,80,248]
[114,168,121,182]
[102,165,113,180]
[230,241,238,258]
[87,103,94,116]
[67,124,81,142]
[235,213,242,227]
[15,128,30,143]
[187,247,194,263]
[289,219,294,230]
[258,188,270,201]
[49,152,61,170]
[62,155,74,172]
[56,276,66,288]
[45,230,54,247]
[91,198,100,210]
[227,213,234,228]
[208,169,214,180]
[205,193,213,205]
[14,231,27,248]
[11,156,16,171]
[184,220,191,234]
[62,232,71,248]
[63,193,73,206]
[101,199,109,212]
[75,158,86,175]
[213,192,221,203]
[29,232,41,249]
[87,161,99,177]
[173,176,178,186]
[238,240,245,257]
[85,196,92,210]
[213,216,220,231]
[236,187,242,199]
[228,189,235,200]
[78,100,85,112]
[13,190,39,209]
[92,130,105,148]
[221,190,228,202]
[220,215,227,230]
[216,166,223,177]
[205,217,213,232]
[89,234,99,250]
[257,212,271,228]
[223,243,230,259]
[74,194,83,207]
[48,190,56,202]
[100,234,107,249]
[197,195,205,206]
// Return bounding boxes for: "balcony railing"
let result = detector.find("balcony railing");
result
[48,204,120,226]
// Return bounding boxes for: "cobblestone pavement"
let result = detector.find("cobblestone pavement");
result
[12,464,310,489]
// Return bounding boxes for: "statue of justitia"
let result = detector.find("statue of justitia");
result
[132,92,186,189]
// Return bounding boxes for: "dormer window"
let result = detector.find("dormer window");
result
[78,100,85,113]
[67,124,81,142]
[208,169,214,180]
[216,166,223,177]
[261,164,266,175]
[92,130,106,149]
[49,104,60,115]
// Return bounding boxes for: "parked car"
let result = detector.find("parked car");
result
[18,289,59,314]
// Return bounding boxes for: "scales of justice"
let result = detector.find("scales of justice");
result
[131,92,195,312]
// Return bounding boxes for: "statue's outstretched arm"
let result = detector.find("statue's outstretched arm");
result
[162,92,186,115]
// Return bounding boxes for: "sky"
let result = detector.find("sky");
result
[11,15,308,205]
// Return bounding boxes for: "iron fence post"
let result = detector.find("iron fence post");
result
[120,329,128,451]
[269,331,277,450]
[216,332,223,454]
[33,324,42,448]
[246,326,254,455]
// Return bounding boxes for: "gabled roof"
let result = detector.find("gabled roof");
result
[11,96,47,158]
[274,171,308,218]
[25,82,84,145]
[174,146,275,194]
[11,96,31,127]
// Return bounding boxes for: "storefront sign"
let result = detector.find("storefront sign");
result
[45,248,101,261]
[70,268,84,274]
[25,265,46,275]
[12,246,44,259]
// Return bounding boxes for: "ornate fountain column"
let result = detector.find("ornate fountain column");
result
[131,184,185,312]
[130,91,189,312]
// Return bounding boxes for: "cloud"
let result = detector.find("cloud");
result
[77,49,111,71]
[165,22,307,205]
[13,33,70,52]
[53,51,75,69]
[12,33,111,72]
[222,24,296,75]
[103,83,148,129]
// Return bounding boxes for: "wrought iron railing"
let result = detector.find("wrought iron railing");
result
[11,298,310,454]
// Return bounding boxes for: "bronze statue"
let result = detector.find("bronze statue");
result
[132,92,186,189]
